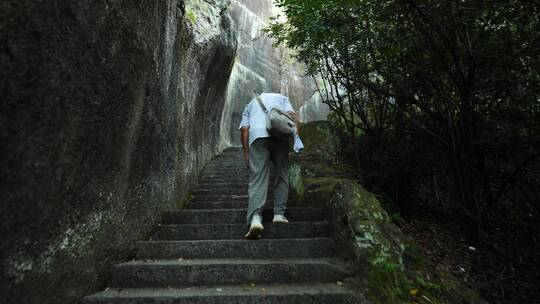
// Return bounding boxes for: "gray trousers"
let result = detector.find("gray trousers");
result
[246,137,289,224]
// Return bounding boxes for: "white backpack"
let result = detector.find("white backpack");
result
[255,95,295,142]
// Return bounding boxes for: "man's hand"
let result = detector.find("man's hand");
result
[243,151,250,168]
[288,111,300,134]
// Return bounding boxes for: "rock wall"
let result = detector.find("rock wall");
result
[0,1,235,303]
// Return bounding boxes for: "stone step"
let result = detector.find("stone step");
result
[136,238,335,259]
[186,201,252,209]
[161,208,321,224]
[193,185,248,192]
[202,170,245,174]
[85,284,364,304]
[190,194,249,202]
[190,195,277,203]
[202,167,275,172]
[221,148,243,154]
[209,155,242,158]
[195,182,247,189]
[199,178,249,183]
[203,166,248,171]
[202,170,246,174]
[191,189,275,196]
[214,150,242,154]
[201,172,249,179]
[201,172,249,177]
[192,189,247,195]
[204,162,276,166]
[190,192,277,201]
[111,258,351,287]
[205,163,242,167]
[151,221,329,240]
[191,195,248,202]
[214,155,243,159]
[208,156,242,161]
[209,154,242,158]
[197,179,278,186]
[201,171,247,175]
[200,173,275,178]
[203,163,243,167]
[200,174,248,179]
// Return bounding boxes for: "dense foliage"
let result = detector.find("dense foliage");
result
[269,1,539,302]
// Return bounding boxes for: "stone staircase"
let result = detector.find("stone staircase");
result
[85,147,365,303]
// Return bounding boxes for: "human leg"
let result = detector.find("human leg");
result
[270,138,289,219]
[246,138,271,225]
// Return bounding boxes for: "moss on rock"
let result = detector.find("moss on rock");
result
[289,121,483,304]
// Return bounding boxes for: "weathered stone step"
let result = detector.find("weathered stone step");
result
[205,163,242,167]
[214,155,243,159]
[200,174,248,179]
[186,200,279,210]
[195,182,247,189]
[204,163,242,167]
[152,221,329,240]
[186,200,251,209]
[208,156,242,161]
[221,149,243,153]
[111,258,350,287]
[191,190,276,199]
[192,189,247,195]
[193,185,248,192]
[200,173,274,177]
[190,194,249,202]
[85,284,364,304]
[161,208,321,224]
[200,174,275,179]
[190,194,277,203]
[202,169,245,174]
[210,156,242,159]
[221,148,243,153]
[202,167,274,172]
[199,178,249,183]
[194,182,283,191]
[200,175,274,180]
[192,189,274,196]
[136,238,335,259]
[203,166,248,170]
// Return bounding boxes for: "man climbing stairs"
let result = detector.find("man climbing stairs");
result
[85,147,365,303]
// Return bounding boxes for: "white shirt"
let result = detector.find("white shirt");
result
[238,93,295,146]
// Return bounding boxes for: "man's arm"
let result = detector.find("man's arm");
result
[241,126,250,168]
[283,96,300,134]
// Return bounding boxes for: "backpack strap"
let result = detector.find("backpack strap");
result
[255,95,268,113]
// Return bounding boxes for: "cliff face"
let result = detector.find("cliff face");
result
[1,1,235,303]
[175,0,236,201]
